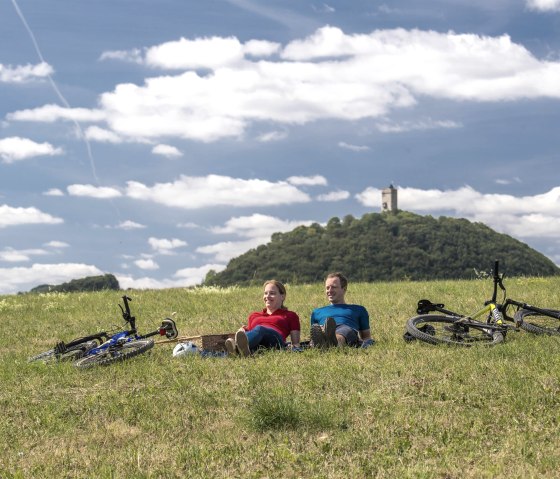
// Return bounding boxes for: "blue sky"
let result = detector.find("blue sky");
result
[1,0,560,294]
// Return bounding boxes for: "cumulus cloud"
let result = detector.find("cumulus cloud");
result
[0,247,48,262]
[0,136,63,163]
[0,263,103,295]
[286,175,328,186]
[0,62,53,83]
[135,258,159,270]
[117,262,226,290]
[148,237,187,254]
[198,214,315,263]
[45,240,69,248]
[256,130,288,142]
[67,184,122,199]
[116,220,146,230]
[317,190,350,202]
[0,204,63,228]
[152,144,183,158]
[7,104,105,123]
[526,0,560,12]
[374,118,462,133]
[338,142,370,151]
[43,188,64,196]
[125,174,311,209]
[11,26,560,144]
[84,126,123,143]
[356,185,560,240]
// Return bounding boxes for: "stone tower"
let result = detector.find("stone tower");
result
[381,185,397,212]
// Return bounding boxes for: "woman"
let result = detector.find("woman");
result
[225,280,301,356]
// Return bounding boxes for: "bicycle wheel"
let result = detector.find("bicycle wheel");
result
[28,340,98,363]
[406,314,504,346]
[74,339,154,369]
[515,309,560,336]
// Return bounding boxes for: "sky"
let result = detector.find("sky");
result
[1,0,560,295]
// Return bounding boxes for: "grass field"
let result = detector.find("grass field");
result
[1,276,560,478]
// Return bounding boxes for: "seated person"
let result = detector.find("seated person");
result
[310,272,374,348]
[225,280,301,356]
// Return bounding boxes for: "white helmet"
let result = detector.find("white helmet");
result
[172,341,199,357]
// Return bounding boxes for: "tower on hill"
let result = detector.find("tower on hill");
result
[381,185,397,213]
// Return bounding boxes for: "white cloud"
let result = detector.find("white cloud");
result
[0,62,53,83]
[43,188,64,196]
[196,238,265,263]
[0,263,103,295]
[116,262,226,289]
[338,142,370,152]
[198,214,315,263]
[152,144,183,158]
[0,136,63,163]
[317,190,350,202]
[174,263,227,283]
[148,237,187,254]
[125,174,311,209]
[211,213,314,238]
[256,130,288,142]
[11,27,560,144]
[99,48,144,64]
[526,0,560,12]
[0,204,63,228]
[356,185,560,240]
[0,247,48,262]
[374,118,462,133]
[286,175,328,186]
[67,184,122,199]
[116,220,146,230]
[7,104,105,123]
[145,36,245,70]
[45,240,69,248]
[84,126,123,143]
[135,258,159,270]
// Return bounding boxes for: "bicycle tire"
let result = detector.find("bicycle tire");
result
[515,309,560,336]
[28,340,98,363]
[406,314,505,346]
[74,339,154,369]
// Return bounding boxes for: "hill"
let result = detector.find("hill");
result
[29,273,120,293]
[205,211,560,286]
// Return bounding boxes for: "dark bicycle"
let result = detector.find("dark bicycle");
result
[405,260,560,346]
[28,295,178,368]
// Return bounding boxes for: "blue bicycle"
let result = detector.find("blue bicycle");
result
[28,295,178,369]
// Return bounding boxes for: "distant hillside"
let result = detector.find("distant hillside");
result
[204,211,559,286]
[30,274,120,294]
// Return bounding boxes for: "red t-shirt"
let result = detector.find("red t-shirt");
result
[246,308,300,339]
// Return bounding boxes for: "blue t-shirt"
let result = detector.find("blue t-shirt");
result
[310,304,370,332]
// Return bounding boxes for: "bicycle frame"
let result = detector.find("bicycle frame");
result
[416,260,560,332]
[50,295,178,359]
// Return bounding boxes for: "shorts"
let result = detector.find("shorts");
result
[335,324,359,346]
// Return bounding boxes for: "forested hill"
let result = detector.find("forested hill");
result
[204,211,560,286]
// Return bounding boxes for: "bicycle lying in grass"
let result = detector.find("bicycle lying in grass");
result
[405,260,560,346]
[28,295,178,369]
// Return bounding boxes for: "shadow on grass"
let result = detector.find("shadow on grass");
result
[246,390,344,432]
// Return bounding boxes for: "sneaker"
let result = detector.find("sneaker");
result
[324,317,338,347]
[310,324,326,348]
[224,338,237,356]
[235,329,250,357]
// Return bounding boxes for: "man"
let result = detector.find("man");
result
[310,272,374,348]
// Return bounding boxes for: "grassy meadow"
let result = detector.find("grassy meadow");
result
[1,276,560,478]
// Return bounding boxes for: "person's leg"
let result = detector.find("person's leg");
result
[246,325,284,351]
[324,317,338,346]
[257,327,285,349]
[335,325,359,346]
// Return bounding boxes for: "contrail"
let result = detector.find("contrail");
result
[11,0,100,184]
